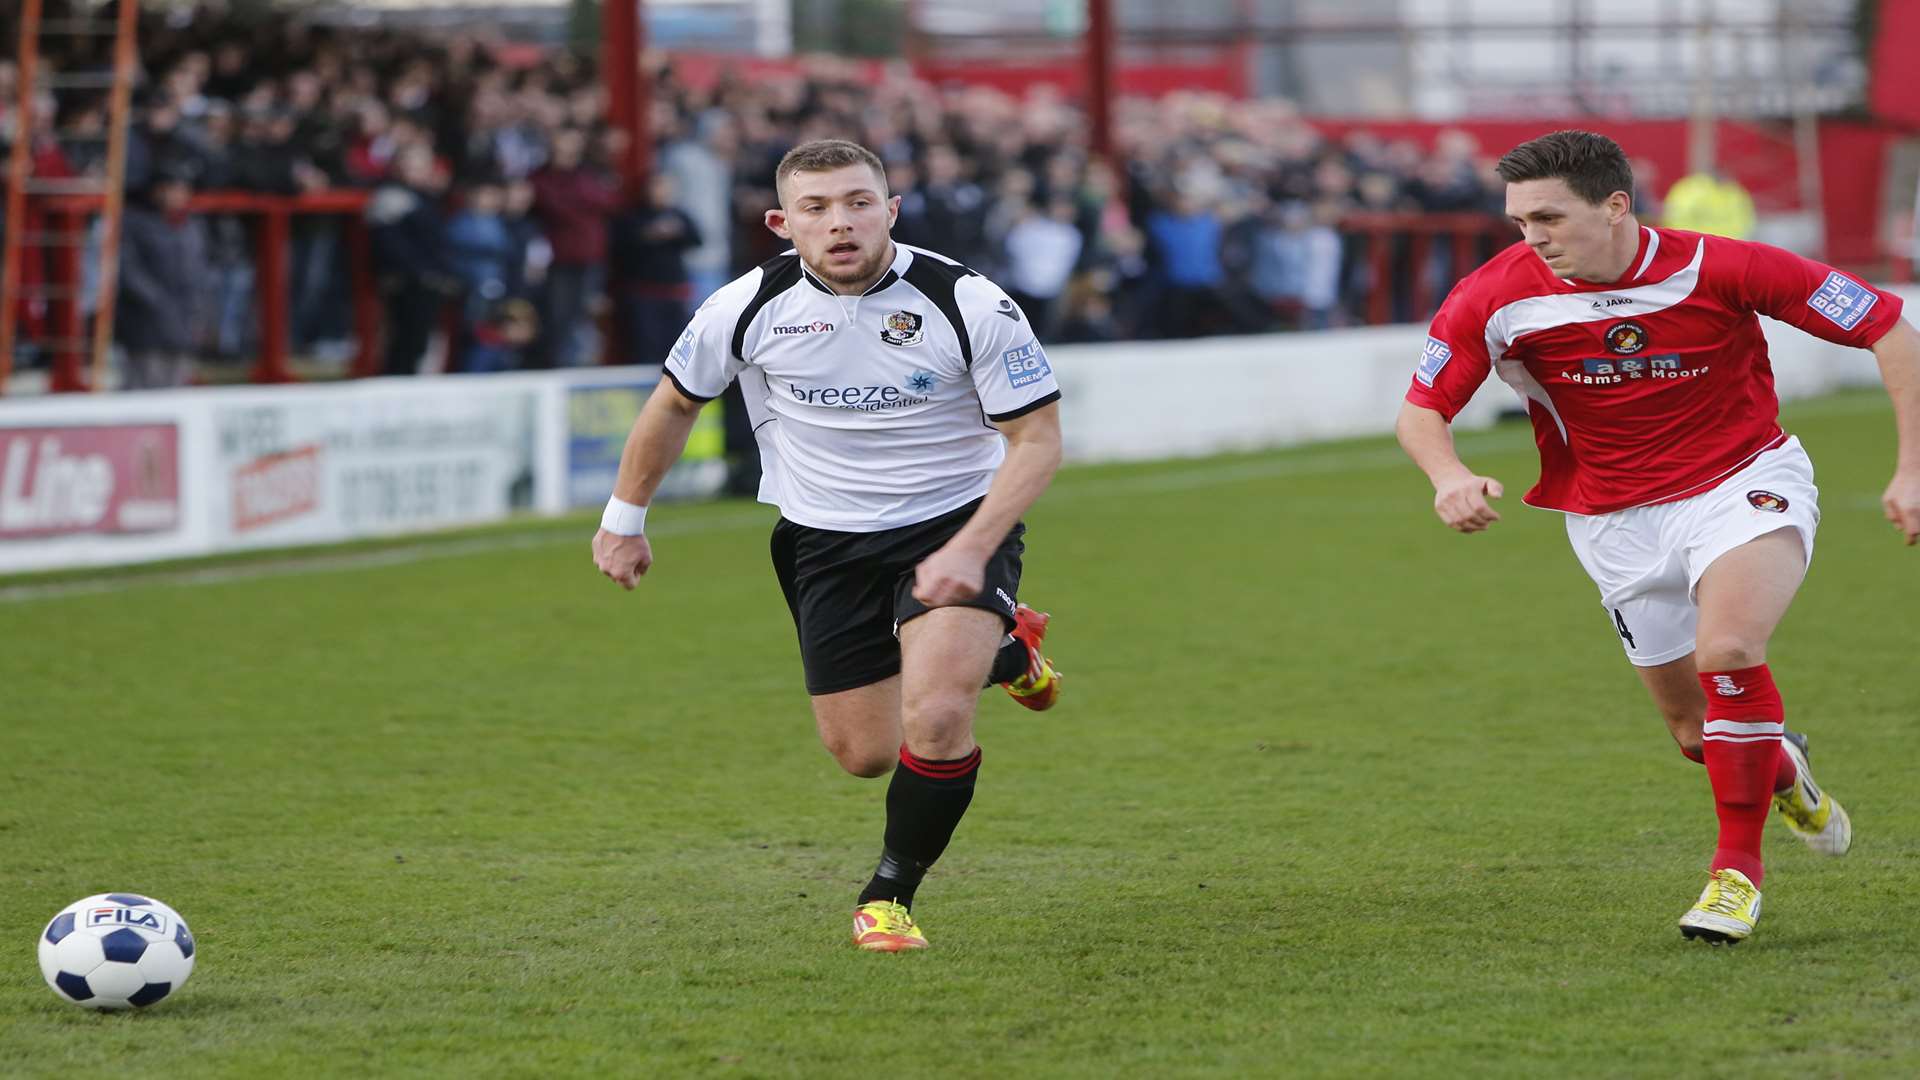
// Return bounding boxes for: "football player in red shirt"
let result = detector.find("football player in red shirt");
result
[1397,130,1920,944]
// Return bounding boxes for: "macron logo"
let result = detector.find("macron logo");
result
[772,321,834,336]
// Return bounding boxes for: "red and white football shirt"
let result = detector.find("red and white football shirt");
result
[1405,226,1906,514]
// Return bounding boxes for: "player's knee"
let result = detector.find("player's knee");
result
[1695,635,1766,671]
[822,737,895,778]
[840,752,895,778]
[1672,732,1705,761]
[1658,699,1704,732]
[901,691,976,755]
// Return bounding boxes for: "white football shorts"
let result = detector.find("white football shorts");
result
[1563,436,1819,666]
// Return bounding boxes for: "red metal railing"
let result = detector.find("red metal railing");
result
[1339,211,1514,326]
[20,189,375,391]
[10,193,1520,392]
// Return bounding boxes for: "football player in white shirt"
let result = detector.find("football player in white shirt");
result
[594,140,1065,952]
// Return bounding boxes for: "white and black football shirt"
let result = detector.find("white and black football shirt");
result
[663,242,1062,531]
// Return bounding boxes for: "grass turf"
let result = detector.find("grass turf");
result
[3,388,1918,1078]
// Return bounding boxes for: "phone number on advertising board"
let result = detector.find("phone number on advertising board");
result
[339,461,487,526]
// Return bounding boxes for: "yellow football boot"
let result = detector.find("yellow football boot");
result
[1678,868,1762,945]
[852,900,928,952]
[1002,605,1062,711]
[1774,731,1852,856]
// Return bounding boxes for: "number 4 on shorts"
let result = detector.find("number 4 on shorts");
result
[1613,608,1637,650]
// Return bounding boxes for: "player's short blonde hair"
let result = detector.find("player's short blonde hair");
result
[775,139,888,204]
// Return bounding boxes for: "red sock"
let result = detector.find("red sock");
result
[1679,741,1795,792]
[1772,744,1797,791]
[1698,665,1784,886]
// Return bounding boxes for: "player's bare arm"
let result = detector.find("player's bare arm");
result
[914,401,1063,606]
[1395,401,1505,533]
[591,377,707,589]
[1870,319,1920,544]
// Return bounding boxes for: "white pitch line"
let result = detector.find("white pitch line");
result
[0,509,776,605]
[2,437,1468,605]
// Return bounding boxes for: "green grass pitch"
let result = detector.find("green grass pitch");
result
[4,389,1918,1077]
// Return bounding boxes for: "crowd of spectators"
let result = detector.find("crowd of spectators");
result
[1,5,1516,385]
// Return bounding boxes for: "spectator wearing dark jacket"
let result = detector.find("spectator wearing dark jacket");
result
[367,144,458,375]
[529,127,622,367]
[917,144,989,269]
[609,171,702,367]
[117,162,208,390]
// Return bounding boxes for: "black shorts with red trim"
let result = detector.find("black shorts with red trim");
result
[770,497,1024,696]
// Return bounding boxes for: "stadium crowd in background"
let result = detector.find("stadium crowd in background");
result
[1,5,1517,384]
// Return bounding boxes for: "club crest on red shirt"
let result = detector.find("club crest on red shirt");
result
[1605,321,1648,354]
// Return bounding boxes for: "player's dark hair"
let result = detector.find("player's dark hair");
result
[775,139,887,202]
[1495,130,1634,208]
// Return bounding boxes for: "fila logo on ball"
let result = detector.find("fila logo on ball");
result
[88,907,170,934]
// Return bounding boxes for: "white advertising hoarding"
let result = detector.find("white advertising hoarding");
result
[210,389,538,549]
[0,284,1911,575]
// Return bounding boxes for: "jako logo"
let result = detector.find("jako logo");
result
[87,907,169,934]
[1590,297,1633,309]
[772,321,834,336]
[1712,675,1746,697]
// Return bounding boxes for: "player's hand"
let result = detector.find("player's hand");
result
[1433,473,1504,533]
[592,528,654,590]
[912,542,987,607]
[1883,468,1920,546]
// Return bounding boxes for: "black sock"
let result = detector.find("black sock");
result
[986,637,1028,686]
[858,746,982,909]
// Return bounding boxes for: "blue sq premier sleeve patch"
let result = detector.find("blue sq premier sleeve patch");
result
[1806,271,1877,332]
[1416,337,1452,387]
[668,326,695,366]
[1003,341,1050,389]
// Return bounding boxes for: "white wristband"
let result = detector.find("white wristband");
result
[600,496,648,536]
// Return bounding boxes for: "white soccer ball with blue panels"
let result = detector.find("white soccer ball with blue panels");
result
[38,893,196,1010]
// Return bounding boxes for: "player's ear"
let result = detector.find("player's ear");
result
[765,208,791,240]
[886,193,901,229]
[1608,189,1632,223]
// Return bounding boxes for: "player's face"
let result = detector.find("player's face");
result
[766,164,900,289]
[1505,178,1620,280]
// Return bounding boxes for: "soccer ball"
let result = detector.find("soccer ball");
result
[38,894,196,1010]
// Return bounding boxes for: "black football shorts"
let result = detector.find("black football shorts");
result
[770,497,1024,695]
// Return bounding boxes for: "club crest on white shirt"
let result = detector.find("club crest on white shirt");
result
[879,310,926,347]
